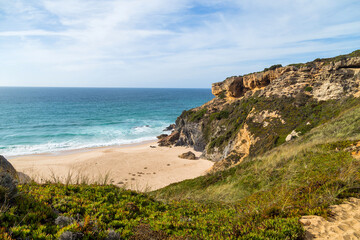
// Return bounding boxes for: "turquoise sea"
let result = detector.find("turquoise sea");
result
[0,87,213,157]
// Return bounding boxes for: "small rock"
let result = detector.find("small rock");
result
[106,230,121,240]
[59,231,84,240]
[163,124,175,131]
[178,151,197,160]
[55,216,75,228]
[150,145,156,148]
[286,130,299,142]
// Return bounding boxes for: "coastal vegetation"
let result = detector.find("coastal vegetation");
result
[1,50,360,239]
[0,100,359,239]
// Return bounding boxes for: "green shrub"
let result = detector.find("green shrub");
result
[304,86,313,92]
[189,108,207,122]
[210,110,230,121]
[264,64,282,71]
[218,91,226,99]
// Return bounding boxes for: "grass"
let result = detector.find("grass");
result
[189,108,207,122]
[203,95,360,158]
[150,104,360,238]
[287,49,360,68]
[155,103,360,201]
[1,101,360,239]
[0,183,304,239]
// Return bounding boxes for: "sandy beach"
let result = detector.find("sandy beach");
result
[8,141,213,191]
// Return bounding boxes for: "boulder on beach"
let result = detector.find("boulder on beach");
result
[178,151,196,160]
[158,131,180,147]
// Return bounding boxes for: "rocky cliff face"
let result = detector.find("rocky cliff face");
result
[160,50,360,171]
[212,56,360,101]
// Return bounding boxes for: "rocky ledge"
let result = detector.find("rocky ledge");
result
[212,55,360,101]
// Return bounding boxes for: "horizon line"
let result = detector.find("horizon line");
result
[0,86,212,89]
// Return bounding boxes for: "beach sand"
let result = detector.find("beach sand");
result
[300,198,360,239]
[8,141,214,191]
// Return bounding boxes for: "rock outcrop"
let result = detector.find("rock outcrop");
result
[163,124,175,131]
[212,67,284,99]
[0,155,31,184]
[0,155,18,179]
[158,131,180,147]
[0,155,30,202]
[160,50,360,171]
[212,57,360,101]
[178,151,196,160]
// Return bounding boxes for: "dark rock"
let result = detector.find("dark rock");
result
[163,124,175,131]
[59,231,84,240]
[0,172,18,202]
[158,131,180,147]
[106,230,122,240]
[0,155,33,202]
[178,151,197,160]
[0,155,30,184]
[0,155,17,179]
[175,117,206,151]
[156,134,168,139]
[55,216,75,228]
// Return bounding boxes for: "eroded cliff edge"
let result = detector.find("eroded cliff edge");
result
[159,50,360,171]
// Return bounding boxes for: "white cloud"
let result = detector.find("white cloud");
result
[0,0,359,87]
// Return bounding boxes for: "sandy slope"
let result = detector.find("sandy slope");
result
[8,141,213,191]
[300,198,360,239]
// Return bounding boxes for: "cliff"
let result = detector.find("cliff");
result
[161,50,360,171]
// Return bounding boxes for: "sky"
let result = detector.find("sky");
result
[0,0,359,88]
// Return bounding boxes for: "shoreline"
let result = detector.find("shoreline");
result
[6,139,158,160]
[9,141,214,191]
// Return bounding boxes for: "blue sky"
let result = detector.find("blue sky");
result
[0,0,359,88]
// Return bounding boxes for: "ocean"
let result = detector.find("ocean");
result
[0,87,213,157]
